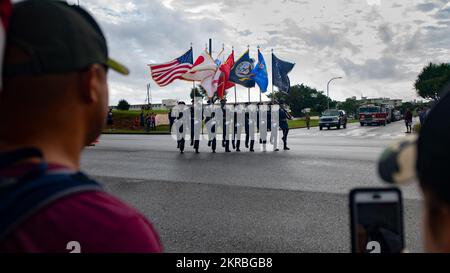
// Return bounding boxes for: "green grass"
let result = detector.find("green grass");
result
[103,113,360,134]
[288,119,319,129]
[112,109,169,119]
[288,119,358,129]
[102,125,170,134]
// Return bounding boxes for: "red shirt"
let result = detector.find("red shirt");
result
[0,163,162,253]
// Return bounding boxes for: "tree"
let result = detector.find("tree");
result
[270,84,338,117]
[414,62,450,100]
[190,85,205,100]
[340,97,360,116]
[117,99,130,111]
[190,85,220,103]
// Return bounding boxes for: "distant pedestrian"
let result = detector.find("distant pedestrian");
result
[145,114,151,132]
[419,107,429,125]
[107,108,113,126]
[404,109,413,133]
[151,113,156,130]
[134,116,139,129]
[140,110,145,128]
[305,112,311,130]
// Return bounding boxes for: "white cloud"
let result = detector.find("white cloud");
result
[58,0,450,104]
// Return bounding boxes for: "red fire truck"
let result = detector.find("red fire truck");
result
[358,105,389,126]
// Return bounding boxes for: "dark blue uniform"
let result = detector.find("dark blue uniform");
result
[279,107,290,150]
[190,105,200,153]
[221,103,231,152]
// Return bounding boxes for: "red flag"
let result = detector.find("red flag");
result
[216,51,235,99]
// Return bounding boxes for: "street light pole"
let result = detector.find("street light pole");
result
[327,76,343,110]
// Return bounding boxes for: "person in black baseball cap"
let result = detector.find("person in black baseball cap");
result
[0,0,162,253]
[3,0,129,77]
[378,82,450,252]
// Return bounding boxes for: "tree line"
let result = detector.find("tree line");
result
[117,61,448,116]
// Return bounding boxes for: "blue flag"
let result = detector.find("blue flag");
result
[251,50,268,92]
[230,50,255,88]
[272,53,295,93]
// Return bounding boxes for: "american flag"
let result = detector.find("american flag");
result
[149,49,193,87]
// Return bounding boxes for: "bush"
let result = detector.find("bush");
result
[117,99,130,111]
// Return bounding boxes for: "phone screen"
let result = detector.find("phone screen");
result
[351,189,404,253]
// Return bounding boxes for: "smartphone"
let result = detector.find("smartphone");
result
[349,188,404,253]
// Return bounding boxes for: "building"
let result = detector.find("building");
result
[110,99,278,111]
[357,97,402,107]
[110,103,167,111]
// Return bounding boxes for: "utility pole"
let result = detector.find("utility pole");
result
[146,83,152,108]
[327,77,343,110]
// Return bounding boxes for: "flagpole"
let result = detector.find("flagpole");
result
[232,46,237,104]
[247,44,251,103]
[258,46,262,103]
[271,49,274,104]
[190,42,195,91]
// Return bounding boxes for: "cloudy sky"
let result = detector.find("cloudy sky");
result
[65,0,450,105]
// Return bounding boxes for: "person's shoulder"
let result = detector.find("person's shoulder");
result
[35,191,162,252]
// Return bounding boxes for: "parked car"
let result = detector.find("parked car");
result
[393,110,402,121]
[319,109,347,130]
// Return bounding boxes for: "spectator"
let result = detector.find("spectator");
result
[134,116,139,129]
[107,108,113,126]
[0,0,161,253]
[404,109,413,133]
[145,114,151,132]
[139,110,145,128]
[151,113,156,130]
[378,88,450,252]
[305,112,311,130]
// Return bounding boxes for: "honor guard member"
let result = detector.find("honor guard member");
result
[189,100,200,153]
[247,103,257,152]
[270,103,280,151]
[205,100,217,153]
[244,102,252,150]
[279,99,292,150]
[267,102,272,132]
[177,101,186,154]
[232,103,242,152]
[220,99,231,152]
[258,103,268,152]
[190,100,195,147]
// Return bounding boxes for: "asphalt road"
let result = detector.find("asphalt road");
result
[81,120,424,253]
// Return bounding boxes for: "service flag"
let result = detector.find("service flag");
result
[229,50,255,88]
[216,51,235,99]
[251,49,268,92]
[182,51,217,82]
[272,53,295,93]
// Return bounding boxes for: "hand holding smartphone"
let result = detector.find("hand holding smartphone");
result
[350,188,404,253]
